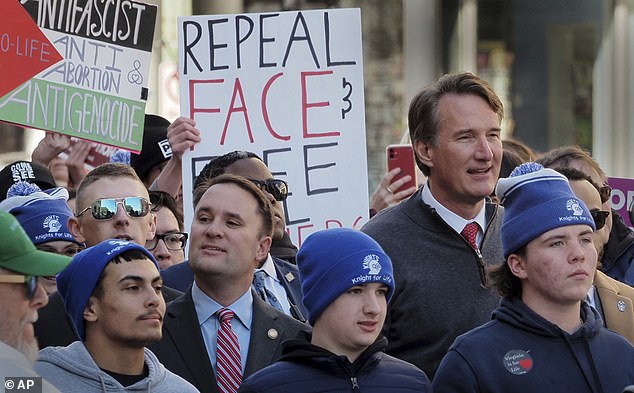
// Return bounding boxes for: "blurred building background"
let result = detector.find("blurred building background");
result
[2,0,633,194]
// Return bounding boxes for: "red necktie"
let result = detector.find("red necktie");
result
[461,222,479,249]
[216,308,242,393]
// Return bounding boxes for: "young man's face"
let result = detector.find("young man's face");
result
[0,268,48,362]
[312,283,388,362]
[188,183,271,289]
[415,93,502,215]
[509,225,597,311]
[85,258,165,348]
[70,177,156,247]
[148,207,185,270]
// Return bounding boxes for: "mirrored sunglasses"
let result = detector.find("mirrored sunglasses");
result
[590,209,610,231]
[0,275,38,300]
[146,231,188,251]
[248,179,288,201]
[77,197,151,220]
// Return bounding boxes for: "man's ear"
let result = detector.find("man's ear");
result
[83,297,99,322]
[414,139,434,170]
[68,217,86,244]
[507,254,528,280]
[146,212,157,243]
[255,236,272,262]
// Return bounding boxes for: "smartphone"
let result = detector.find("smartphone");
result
[386,144,418,194]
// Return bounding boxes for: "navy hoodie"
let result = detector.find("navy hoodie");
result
[433,297,634,393]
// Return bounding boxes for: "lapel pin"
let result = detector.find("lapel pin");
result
[267,328,279,340]
[617,300,627,312]
[285,272,295,282]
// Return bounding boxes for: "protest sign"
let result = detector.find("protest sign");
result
[608,177,634,227]
[0,0,157,152]
[178,8,368,246]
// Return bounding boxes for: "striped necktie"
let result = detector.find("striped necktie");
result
[216,308,242,393]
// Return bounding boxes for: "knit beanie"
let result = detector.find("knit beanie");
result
[130,114,172,182]
[56,239,160,341]
[496,162,596,259]
[0,182,79,245]
[0,160,56,201]
[297,228,395,325]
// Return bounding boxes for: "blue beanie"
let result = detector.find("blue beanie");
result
[0,182,79,245]
[496,162,596,259]
[56,239,160,341]
[297,228,395,325]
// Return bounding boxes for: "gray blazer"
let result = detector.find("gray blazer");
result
[148,288,309,393]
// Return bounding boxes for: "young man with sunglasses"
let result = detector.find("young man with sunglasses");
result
[557,167,634,344]
[34,163,183,349]
[539,146,634,285]
[0,211,70,392]
[147,191,187,270]
[162,150,308,322]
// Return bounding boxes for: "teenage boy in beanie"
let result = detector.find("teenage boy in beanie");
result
[0,211,70,392]
[0,182,84,294]
[239,228,431,393]
[34,239,198,393]
[433,163,634,393]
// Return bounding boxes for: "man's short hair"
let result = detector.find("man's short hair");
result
[193,174,274,238]
[149,191,183,231]
[193,151,260,191]
[408,72,504,176]
[75,163,144,214]
[537,145,606,182]
[91,249,151,299]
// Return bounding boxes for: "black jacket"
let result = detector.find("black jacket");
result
[238,333,431,393]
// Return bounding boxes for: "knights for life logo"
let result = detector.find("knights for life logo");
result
[566,199,584,216]
[363,254,382,274]
[43,215,62,233]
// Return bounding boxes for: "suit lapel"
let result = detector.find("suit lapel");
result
[164,291,219,393]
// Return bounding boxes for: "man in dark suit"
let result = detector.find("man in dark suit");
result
[149,174,308,392]
[162,150,306,321]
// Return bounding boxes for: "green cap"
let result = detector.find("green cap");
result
[0,211,71,276]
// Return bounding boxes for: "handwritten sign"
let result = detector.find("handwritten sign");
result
[179,8,369,246]
[0,0,157,152]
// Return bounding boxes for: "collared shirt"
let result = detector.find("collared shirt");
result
[192,282,252,373]
[421,181,487,247]
[255,254,292,315]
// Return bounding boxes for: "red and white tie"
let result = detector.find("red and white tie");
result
[216,308,242,393]
[461,222,479,250]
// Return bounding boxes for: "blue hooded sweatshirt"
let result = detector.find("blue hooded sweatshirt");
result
[433,297,634,393]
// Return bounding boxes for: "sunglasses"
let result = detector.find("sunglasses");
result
[0,275,38,300]
[599,184,612,204]
[77,197,151,220]
[248,179,289,201]
[146,231,188,251]
[590,209,610,231]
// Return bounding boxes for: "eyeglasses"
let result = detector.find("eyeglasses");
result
[599,184,612,204]
[77,197,151,220]
[146,231,188,251]
[0,275,38,300]
[248,179,288,201]
[590,209,610,230]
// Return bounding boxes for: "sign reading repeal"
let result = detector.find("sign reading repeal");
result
[0,0,157,152]
[178,8,369,246]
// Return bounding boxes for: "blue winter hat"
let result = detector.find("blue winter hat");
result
[297,228,395,325]
[496,162,596,259]
[0,182,79,245]
[56,239,160,341]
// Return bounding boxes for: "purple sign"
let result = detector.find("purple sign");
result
[607,177,634,227]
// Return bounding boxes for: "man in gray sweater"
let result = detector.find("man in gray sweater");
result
[362,72,505,378]
[34,240,198,392]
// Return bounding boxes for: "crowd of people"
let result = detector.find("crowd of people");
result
[0,71,633,392]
